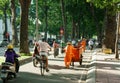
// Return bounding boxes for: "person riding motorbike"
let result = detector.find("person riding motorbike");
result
[88,39,94,50]
[38,38,51,72]
[4,44,20,73]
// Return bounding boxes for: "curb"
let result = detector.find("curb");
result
[0,57,32,69]
[19,57,32,66]
[86,61,96,83]
[86,52,96,83]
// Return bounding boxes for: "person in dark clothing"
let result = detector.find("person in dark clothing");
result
[32,42,40,57]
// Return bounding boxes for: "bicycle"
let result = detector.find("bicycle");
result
[33,52,49,76]
[39,55,47,76]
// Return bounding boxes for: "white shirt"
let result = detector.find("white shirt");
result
[88,40,94,45]
[39,42,51,53]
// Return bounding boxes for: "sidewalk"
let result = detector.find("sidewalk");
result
[86,49,120,83]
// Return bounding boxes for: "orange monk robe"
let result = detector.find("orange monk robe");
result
[72,48,79,62]
[80,39,86,52]
[64,45,74,68]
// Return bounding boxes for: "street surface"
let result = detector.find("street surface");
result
[0,48,92,83]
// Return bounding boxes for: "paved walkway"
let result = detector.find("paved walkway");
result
[86,49,120,83]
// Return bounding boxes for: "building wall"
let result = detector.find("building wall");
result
[0,20,3,42]
[0,19,12,41]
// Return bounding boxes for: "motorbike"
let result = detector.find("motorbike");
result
[0,62,16,83]
[89,45,93,50]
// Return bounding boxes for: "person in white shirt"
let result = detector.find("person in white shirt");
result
[38,38,51,72]
[88,39,94,50]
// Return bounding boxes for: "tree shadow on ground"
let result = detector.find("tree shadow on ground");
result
[1,71,87,83]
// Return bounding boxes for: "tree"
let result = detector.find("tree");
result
[19,0,31,53]
[11,0,19,45]
[0,0,9,39]
[86,0,120,59]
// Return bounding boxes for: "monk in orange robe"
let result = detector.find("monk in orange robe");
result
[80,38,86,52]
[64,42,74,68]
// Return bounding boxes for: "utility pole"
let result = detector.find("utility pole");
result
[35,0,39,41]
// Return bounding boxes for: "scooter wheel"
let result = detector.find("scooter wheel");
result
[3,79,7,83]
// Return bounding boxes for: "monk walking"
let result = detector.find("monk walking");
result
[64,42,74,68]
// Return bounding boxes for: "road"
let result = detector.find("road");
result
[0,49,92,83]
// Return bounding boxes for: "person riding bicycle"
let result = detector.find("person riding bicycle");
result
[4,44,20,73]
[38,38,51,72]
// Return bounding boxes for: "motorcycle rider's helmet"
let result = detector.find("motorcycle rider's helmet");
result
[7,44,13,49]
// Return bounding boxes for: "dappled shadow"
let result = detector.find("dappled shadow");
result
[0,71,87,83]
[57,56,64,58]
[48,64,65,70]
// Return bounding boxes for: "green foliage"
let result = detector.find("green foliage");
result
[86,0,119,8]
[28,0,62,36]
[0,0,11,19]
[0,0,109,42]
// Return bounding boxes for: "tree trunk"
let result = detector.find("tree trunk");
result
[19,0,31,53]
[115,11,120,59]
[90,3,103,47]
[103,7,117,53]
[3,4,8,39]
[11,0,19,45]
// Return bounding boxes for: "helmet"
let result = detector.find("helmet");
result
[7,44,13,49]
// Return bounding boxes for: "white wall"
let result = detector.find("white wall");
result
[0,20,3,41]
[7,19,12,40]
[0,19,12,41]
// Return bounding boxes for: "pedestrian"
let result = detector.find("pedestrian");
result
[53,40,59,58]
[80,38,86,52]
[72,39,76,47]
[64,42,74,68]
[5,32,10,42]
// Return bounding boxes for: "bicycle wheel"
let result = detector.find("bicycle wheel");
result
[3,79,7,83]
[33,58,38,67]
[40,61,45,76]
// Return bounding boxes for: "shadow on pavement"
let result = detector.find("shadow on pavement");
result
[1,71,86,83]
